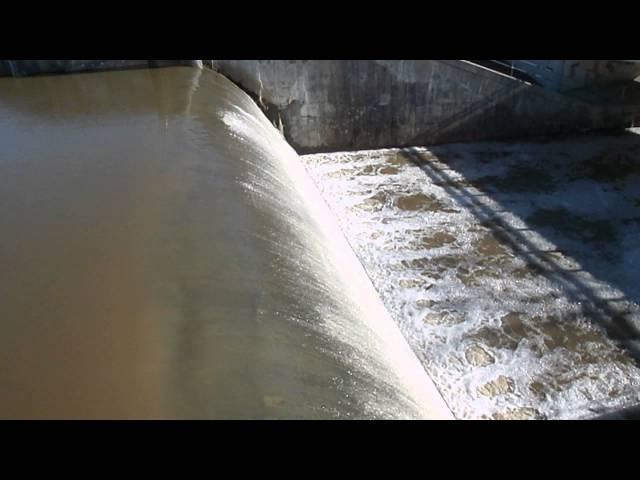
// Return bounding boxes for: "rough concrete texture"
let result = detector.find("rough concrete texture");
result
[209,60,640,153]
[0,60,201,77]
[4,60,639,152]
[511,60,640,92]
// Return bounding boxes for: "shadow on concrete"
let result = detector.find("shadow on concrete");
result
[400,139,640,367]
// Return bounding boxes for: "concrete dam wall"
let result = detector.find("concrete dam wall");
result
[209,60,640,153]
[510,60,640,92]
[3,60,639,153]
[3,60,640,419]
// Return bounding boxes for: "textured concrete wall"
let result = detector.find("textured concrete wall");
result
[0,60,201,77]
[511,60,640,91]
[3,59,638,153]
[209,60,640,153]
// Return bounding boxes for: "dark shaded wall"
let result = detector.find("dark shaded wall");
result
[0,60,201,77]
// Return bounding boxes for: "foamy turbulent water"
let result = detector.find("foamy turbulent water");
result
[302,139,640,420]
[0,67,450,419]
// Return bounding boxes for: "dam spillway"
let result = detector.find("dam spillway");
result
[0,67,451,419]
[2,61,640,420]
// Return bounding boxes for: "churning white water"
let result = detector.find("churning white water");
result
[302,138,640,420]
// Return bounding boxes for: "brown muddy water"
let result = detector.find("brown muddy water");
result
[302,134,640,420]
[0,67,451,419]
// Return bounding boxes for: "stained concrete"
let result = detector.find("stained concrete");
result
[210,60,640,153]
[510,60,640,92]
[4,60,639,153]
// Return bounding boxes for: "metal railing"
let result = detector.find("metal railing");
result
[464,60,541,85]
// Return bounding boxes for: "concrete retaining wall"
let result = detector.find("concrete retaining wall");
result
[209,60,640,153]
[511,60,640,92]
[2,59,638,153]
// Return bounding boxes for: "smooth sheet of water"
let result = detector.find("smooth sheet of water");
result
[0,67,451,419]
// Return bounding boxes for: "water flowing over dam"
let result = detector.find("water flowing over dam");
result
[3,61,640,420]
[0,67,451,419]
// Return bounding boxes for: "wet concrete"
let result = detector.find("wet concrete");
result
[301,131,640,419]
[0,67,451,419]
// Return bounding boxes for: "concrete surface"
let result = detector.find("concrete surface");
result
[209,60,640,153]
[4,60,639,153]
[510,60,640,92]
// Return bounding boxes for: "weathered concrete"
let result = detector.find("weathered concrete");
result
[0,60,201,77]
[209,60,640,153]
[510,60,640,92]
[4,59,639,156]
